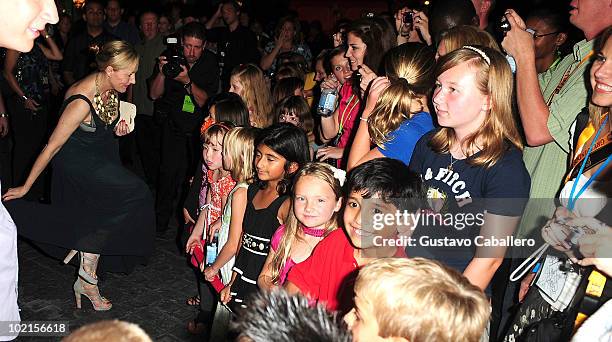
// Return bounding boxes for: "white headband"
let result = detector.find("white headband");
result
[463,45,490,65]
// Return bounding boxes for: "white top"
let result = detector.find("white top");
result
[218,182,248,284]
[0,184,20,341]
[571,299,612,342]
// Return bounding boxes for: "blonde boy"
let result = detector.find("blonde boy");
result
[344,257,490,342]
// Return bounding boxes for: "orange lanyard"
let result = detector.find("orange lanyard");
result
[546,51,593,106]
[565,112,611,183]
[338,95,359,135]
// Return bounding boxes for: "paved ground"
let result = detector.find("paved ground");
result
[15,232,209,342]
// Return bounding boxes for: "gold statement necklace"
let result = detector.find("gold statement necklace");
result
[93,73,118,126]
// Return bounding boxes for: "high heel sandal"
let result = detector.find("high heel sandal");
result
[66,250,112,311]
[73,278,112,311]
[63,250,98,285]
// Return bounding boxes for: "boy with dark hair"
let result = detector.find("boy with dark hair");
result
[285,158,424,313]
[232,290,351,342]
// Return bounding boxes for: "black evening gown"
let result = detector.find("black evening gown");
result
[6,94,155,273]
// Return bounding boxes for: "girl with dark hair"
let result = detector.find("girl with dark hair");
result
[272,77,305,105]
[220,123,310,310]
[200,92,250,135]
[318,18,393,169]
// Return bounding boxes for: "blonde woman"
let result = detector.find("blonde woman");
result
[229,63,273,127]
[407,46,530,291]
[347,43,436,171]
[4,41,154,311]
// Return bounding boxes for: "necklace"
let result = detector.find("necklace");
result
[93,73,118,125]
[301,225,326,237]
[447,154,458,171]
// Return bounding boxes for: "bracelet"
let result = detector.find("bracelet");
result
[184,80,192,89]
[21,95,28,101]
[360,117,369,122]
[0,112,8,118]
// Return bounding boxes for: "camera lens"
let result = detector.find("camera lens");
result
[403,12,413,25]
[162,59,182,79]
[498,16,511,34]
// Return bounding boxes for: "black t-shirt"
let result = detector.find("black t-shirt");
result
[62,30,117,82]
[408,130,531,272]
[207,26,260,91]
[154,49,219,135]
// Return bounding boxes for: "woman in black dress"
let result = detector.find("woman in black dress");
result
[3,40,154,311]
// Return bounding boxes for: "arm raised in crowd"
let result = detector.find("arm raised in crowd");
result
[502,10,553,147]
[148,57,166,100]
[37,29,63,61]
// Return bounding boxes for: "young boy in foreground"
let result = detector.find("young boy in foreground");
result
[345,257,490,342]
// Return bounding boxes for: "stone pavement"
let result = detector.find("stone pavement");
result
[16,232,208,342]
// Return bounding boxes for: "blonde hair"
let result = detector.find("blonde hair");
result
[270,163,342,284]
[368,44,435,148]
[431,46,522,167]
[223,127,257,183]
[231,64,273,128]
[355,258,490,342]
[439,25,500,55]
[96,40,138,71]
[62,320,152,342]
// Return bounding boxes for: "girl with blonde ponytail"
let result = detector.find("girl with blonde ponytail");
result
[347,43,436,171]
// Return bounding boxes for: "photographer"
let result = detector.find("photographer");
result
[149,22,219,236]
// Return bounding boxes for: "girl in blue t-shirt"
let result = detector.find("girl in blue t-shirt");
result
[347,43,436,171]
[408,46,530,291]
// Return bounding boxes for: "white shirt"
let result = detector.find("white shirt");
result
[0,184,19,341]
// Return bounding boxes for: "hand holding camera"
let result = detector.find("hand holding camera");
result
[160,36,189,79]
[500,9,535,61]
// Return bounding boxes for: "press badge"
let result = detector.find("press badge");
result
[182,95,195,114]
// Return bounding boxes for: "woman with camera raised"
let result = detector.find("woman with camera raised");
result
[260,16,312,76]
[3,40,155,312]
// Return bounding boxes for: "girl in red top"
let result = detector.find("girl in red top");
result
[258,163,343,287]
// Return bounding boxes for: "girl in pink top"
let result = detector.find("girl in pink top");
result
[258,163,344,287]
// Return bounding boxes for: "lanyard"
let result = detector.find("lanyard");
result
[546,51,594,107]
[567,115,612,211]
[338,95,358,135]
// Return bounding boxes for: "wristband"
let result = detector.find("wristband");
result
[184,80,192,89]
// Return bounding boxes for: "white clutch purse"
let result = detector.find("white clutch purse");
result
[119,101,136,132]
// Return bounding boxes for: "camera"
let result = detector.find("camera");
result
[162,36,188,79]
[498,15,511,34]
[403,11,414,25]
